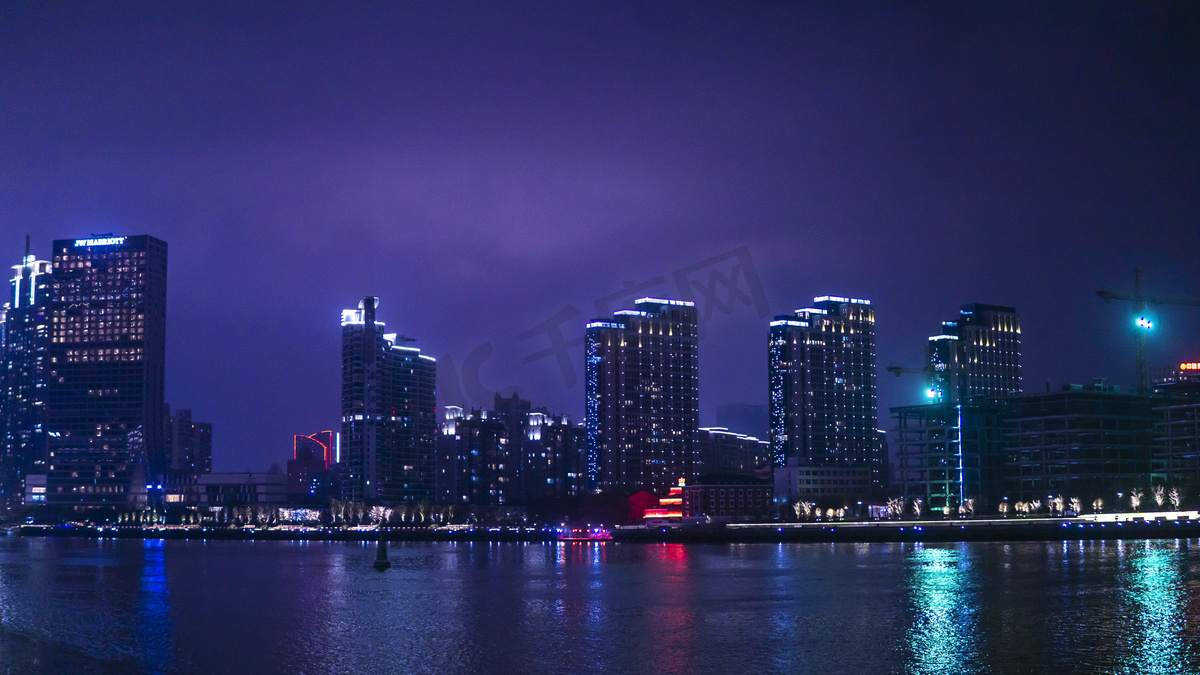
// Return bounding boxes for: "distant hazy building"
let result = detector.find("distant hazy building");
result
[769,296,881,502]
[928,304,1021,402]
[165,407,212,480]
[340,297,437,503]
[586,298,699,493]
[1,243,54,512]
[47,235,168,509]
[715,403,768,439]
[695,427,769,477]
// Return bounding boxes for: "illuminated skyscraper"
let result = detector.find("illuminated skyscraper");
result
[769,296,881,500]
[46,235,167,508]
[927,303,1021,401]
[1,241,54,511]
[340,297,437,502]
[585,298,698,493]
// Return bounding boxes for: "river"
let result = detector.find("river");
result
[0,536,1197,674]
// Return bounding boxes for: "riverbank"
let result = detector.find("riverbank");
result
[16,512,1200,544]
[615,513,1200,543]
[16,524,558,542]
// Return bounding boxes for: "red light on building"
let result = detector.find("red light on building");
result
[294,431,333,470]
[644,478,686,521]
[1181,362,1200,371]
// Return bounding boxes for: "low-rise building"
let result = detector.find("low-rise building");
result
[198,472,288,506]
[683,475,772,520]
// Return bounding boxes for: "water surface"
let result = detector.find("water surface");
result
[1,537,1197,674]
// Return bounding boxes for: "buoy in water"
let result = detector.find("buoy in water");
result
[374,538,391,570]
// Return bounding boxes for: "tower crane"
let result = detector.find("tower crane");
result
[1097,269,1200,394]
[885,365,957,404]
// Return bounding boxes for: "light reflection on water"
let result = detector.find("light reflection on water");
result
[905,545,980,675]
[0,538,1198,674]
[1122,542,1189,674]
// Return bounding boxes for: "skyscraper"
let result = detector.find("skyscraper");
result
[927,303,1021,401]
[769,296,881,501]
[585,298,698,493]
[1,240,54,512]
[46,235,167,508]
[340,297,437,502]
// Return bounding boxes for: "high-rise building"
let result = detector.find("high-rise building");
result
[1,241,54,512]
[928,304,1021,402]
[340,297,437,503]
[434,394,586,507]
[46,235,167,509]
[585,298,698,494]
[769,296,881,502]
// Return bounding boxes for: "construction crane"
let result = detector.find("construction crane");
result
[1097,269,1200,393]
[885,365,956,403]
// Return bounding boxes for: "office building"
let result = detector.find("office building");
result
[585,298,699,494]
[928,304,1021,402]
[1007,380,1156,502]
[340,297,437,502]
[892,398,1010,511]
[46,235,167,508]
[1154,365,1200,484]
[1,241,54,512]
[769,296,880,502]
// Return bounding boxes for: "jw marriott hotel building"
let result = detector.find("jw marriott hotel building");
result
[46,236,167,508]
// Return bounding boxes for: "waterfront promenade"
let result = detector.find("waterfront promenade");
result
[16,510,1200,545]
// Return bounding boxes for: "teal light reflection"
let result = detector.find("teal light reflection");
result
[906,546,979,675]
[1121,544,1190,674]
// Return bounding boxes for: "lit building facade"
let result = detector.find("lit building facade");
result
[892,398,1010,511]
[585,298,699,494]
[46,235,168,508]
[769,296,881,502]
[340,297,437,503]
[1,244,54,512]
[927,303,1021,402]
[435,394,586,506]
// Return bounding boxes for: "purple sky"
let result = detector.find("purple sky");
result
[2,2,1198,471]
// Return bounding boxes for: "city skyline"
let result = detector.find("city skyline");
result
[1,3,1197,472]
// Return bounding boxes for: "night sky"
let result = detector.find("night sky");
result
[2,2,1197,471]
